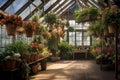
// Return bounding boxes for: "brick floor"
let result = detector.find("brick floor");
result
[30,60,116,80]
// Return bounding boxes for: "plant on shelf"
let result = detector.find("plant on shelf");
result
[58,41,73,59]
[4,40,30,60]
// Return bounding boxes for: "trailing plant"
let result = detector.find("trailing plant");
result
[74,7,100,23]
[45,12,57,25]
[104,5,120,26]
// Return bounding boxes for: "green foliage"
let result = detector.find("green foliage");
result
[47,36,58,56]
[91,42,101,49]
[96,53,107,59]
[45,13,57,25]
[87,21,105,37]
[74,7,99,23]
[104,5,120,26]
[104,11,118,26]
[0,51,5,67]
[68,27,75,32]
[32,13,40,22]
[88,7,99,20]
[58,41,73,59]
[20,61,30,79]
[5,40,29,55]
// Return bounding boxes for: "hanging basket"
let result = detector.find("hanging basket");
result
[108,24,117,33]
[5,23,16,36]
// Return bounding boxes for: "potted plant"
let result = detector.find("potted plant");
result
[23,21,40,37]
[4,14,23,36]
[74,7,99,23]
[104,5,119,33]
[45,12,57,25]
[58,41,73,60]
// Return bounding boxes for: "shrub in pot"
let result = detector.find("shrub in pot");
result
[58,41,73,60]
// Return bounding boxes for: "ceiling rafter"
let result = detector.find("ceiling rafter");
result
[15,0,35,15]
[24,0,50,20]
[0,0,14,11]
[82,0,90,7]
[87,0,97,7]
[59,2,76,17]
[78,0,88,8]
[56,0,75,15]
[44,0,61,14]
[77,0,84,8]
[52,0,69,13]
[28,0,41,11]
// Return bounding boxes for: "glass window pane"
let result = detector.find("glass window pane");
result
[5,0,28,14]
[19,0,42,19]
[69,32,75,46]
[59,1,75,15]
[0,0,8,7]
[44,0,57,11]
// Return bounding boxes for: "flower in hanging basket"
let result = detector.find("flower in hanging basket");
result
[23,21,40,37]
[23,21,40,32]
[4,14,23,26]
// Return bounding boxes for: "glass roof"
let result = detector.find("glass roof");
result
[0,0,8,7]
[19,0,42,19]
[0,0,113,20]
[44,0,57,11]
[59,1,75,15]
[5,0,28,14]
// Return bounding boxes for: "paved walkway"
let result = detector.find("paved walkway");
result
[30,60,115,80]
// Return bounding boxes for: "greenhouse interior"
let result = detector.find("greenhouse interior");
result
[0,0,120,80]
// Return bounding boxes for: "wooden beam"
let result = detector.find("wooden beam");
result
[0,0,14,10]
[15,0,35,15]
[77,0,84,8]
[56,0,74,15]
